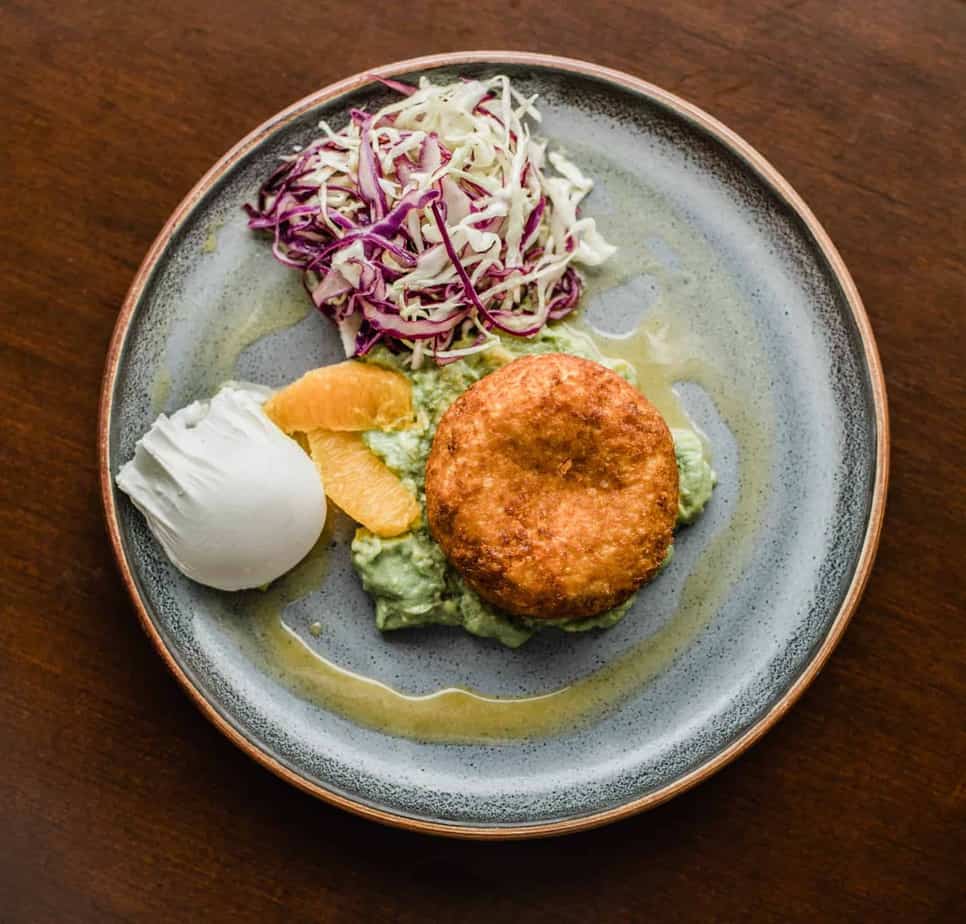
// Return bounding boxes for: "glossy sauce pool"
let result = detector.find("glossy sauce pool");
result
[230,341,772,743]
[207,174,777,743]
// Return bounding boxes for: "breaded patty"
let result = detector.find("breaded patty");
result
[425,353,678,620]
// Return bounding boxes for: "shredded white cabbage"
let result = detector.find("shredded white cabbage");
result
[247,75,616,365]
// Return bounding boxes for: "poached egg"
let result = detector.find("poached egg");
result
[116,383,325,591]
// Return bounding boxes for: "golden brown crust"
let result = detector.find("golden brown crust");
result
[425,353,679,620]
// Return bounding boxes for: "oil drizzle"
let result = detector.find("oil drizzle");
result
[238,311,775,744]
[207,169,777,743]
[198,294,310,395]
[149,363,172,415]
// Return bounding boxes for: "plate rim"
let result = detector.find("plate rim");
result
[97,50,890,840]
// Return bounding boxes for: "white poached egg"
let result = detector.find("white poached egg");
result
[116,383,325,591]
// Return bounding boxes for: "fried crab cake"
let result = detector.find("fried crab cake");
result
[424,353,678,620]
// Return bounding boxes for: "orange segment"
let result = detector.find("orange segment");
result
[264,361,413,434]
[306,430,419,538]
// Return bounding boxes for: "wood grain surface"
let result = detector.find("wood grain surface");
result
[1,0,964,920]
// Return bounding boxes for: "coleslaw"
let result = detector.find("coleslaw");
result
[245,75,615,365]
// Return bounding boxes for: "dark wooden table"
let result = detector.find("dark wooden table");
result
[2,0,964,920]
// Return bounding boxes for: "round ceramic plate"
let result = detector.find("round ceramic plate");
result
[99,52,887,838]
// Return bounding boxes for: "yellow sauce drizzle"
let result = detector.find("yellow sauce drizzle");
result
[233,316,774,744]
[200,175,778,743]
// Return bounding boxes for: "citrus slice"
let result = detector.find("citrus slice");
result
[264,361,412,434]
[306,430,419,538]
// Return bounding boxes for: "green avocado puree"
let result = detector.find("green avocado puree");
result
[351,325,714,647]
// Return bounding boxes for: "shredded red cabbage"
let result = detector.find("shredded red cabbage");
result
[244,75,615,365]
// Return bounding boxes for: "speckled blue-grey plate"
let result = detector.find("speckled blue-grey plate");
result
[99,53,888,838]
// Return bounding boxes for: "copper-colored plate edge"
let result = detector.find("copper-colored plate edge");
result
[97,51,890,840]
